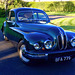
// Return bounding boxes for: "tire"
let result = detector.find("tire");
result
[18,40,32,65]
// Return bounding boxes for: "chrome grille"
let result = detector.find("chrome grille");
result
[64,35,67,49]
[58,34,67,50]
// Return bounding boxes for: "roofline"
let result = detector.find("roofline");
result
[11,7,42,10]
[10,7,44,12]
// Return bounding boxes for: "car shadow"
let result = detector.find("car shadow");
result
[0,30,75,75]
[0,55,75,75]
[0,30,18,60]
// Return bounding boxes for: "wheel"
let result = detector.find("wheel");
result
[18,40,31,65]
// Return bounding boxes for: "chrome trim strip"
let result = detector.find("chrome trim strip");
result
[27,54,48,57]
[60,33,64,50]
[64,35,67,49]
[57,28,66,50]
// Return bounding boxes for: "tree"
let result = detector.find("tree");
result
[0,0,31,17]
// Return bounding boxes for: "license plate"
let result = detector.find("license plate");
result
[55,56,71,62]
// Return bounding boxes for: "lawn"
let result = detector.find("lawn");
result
[0,18,6,29]
[46,12,75,16]
[51,18,75,32]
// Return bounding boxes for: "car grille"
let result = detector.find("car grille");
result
[57,34,67,50]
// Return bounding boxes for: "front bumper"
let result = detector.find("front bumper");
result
[25,48,75,61]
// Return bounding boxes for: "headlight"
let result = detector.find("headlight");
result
[44,40,52,49]
[34,43,40,50]
[71,38,75,47]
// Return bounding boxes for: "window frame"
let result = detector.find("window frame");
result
[9,11,15,22]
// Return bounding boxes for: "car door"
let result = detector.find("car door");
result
[5,11,16,41]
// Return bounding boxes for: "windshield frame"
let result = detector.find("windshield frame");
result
[17,10,50,24]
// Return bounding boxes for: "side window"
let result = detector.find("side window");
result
[9,11,15,22]
[38,13,46,20]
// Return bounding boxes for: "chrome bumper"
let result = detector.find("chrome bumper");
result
[25,48,75,60]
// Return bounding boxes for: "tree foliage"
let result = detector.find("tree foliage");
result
[0,0,31,9]
[0,1,75,17]
[0,0,31,17]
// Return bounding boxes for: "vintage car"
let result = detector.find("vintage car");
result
[1,7,75,64]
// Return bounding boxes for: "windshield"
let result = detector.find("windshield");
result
[17,11,49,24]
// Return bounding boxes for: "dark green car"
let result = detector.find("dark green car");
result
[1,8,75,64]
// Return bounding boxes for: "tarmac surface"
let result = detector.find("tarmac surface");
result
[0,16,75,75]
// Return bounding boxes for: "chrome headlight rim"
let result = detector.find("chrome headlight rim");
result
[44,40,52,49]
[34,43,40,50]
[71,37,75,47]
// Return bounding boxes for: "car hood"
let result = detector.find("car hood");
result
[15,23,65,38]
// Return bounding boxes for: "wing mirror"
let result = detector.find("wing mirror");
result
[12,22,16,26]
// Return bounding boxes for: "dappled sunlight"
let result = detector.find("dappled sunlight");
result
[61,25,75,32]
[71,18,75,25]
[0,39,18,61]
[51,18,75,32]
[0,52,18,61]
[0,40,14,51]
[60,18,72,26]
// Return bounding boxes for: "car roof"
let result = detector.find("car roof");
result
[10,7,43,12]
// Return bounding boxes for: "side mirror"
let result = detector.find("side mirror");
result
[12,22,15,26]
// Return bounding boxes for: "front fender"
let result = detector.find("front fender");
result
[65,31,75,41]
[10,27,54,45]
[24,32,54,44]
[65,31,75,47]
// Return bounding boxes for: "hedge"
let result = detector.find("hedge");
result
[30,1,75,12]
[0,1,75,17]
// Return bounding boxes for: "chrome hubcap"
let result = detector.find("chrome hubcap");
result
[20,44,30,62]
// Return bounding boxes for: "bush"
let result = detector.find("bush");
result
[0,8,5,17]
[63,1,75,12]
[30,1,75,12]
[0,1,75,17]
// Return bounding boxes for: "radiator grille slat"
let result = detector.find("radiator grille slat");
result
[58,34,67,50]
[64,35,67,49]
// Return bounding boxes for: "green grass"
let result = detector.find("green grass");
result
[0,18,6,29]
[46,12,75,16]
[51,18,75,32]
